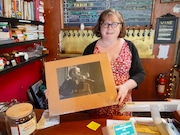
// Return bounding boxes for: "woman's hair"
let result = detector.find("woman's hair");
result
[93,9,126,38]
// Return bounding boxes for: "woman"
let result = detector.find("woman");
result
[83,9,145,116]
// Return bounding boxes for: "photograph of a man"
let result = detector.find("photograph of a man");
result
[57,61,106,100]
[59,66,95,99]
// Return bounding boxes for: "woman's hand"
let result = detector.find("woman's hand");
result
[44,89,48,99]
[115,79,137,105]
[115,84,129,105]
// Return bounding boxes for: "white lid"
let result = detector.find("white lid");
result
[6,103,33,119]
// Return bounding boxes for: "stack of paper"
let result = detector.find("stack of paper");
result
[36,110,60,130]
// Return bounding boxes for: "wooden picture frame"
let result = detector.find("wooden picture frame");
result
[154,16,178,44]
[29,80,47,109]
[45,53,117,116]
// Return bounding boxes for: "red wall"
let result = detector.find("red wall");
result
[0,44,44,102]
[0,60,43,102]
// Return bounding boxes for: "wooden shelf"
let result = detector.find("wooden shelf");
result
[0,17,46,76]
[59,53,82,58]
[0,54,48,76]
[0,16,44,25]
[0,39,45,49]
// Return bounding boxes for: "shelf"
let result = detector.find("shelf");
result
[0,39,45,49]
[59,53,82,58]
[0,16,44,25]
[0,54,48,76]
[0,16,46,76]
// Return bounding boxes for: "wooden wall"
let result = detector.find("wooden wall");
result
[42,0,180,101]
[43,0,61,61]
[134,0,180,101]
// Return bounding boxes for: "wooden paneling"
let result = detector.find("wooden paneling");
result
[133,0,180,100]
[42,0,61,61]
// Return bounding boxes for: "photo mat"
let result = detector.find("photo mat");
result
[45,53,117,116]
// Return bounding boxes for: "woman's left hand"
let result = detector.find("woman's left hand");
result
[44,89,48,99]
[115,84,129,105]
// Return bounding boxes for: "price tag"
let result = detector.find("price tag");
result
[102,121,137,135]
[113,121,136,135]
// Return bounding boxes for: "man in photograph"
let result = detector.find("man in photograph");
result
[59,67,94,99]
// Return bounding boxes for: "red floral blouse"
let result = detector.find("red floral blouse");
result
[93,40,132,116]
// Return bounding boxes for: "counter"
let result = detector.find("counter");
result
[1,109,179,135]
[0,109,129,135]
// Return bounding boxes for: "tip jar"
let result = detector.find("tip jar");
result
[5,102,37,135]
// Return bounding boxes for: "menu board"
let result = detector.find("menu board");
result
[63,0,153,27]
[154,17,178,44]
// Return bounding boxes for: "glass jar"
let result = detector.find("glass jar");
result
[0,102,9,135]
[5,103,36,135]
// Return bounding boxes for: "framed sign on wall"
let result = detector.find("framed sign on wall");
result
[154,15,178,44]
[61,0,153,28]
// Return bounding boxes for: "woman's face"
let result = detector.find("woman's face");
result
[100,14,121,40]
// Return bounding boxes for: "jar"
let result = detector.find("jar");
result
[5,103,36,135]
[0,102,9,135]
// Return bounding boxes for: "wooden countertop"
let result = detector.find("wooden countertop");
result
[0,109,130,135]
[34,109,130,135]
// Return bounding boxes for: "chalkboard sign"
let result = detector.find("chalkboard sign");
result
[63,0,153,27]
[154,17,178,44]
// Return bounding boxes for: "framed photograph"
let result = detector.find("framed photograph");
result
[154,16,178,44]
[45,53,117,116]
[29,80,47,109]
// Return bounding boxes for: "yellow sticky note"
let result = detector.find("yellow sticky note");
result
[87,121,101,131]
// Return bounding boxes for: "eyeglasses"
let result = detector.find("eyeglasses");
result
[101,22,122,28]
